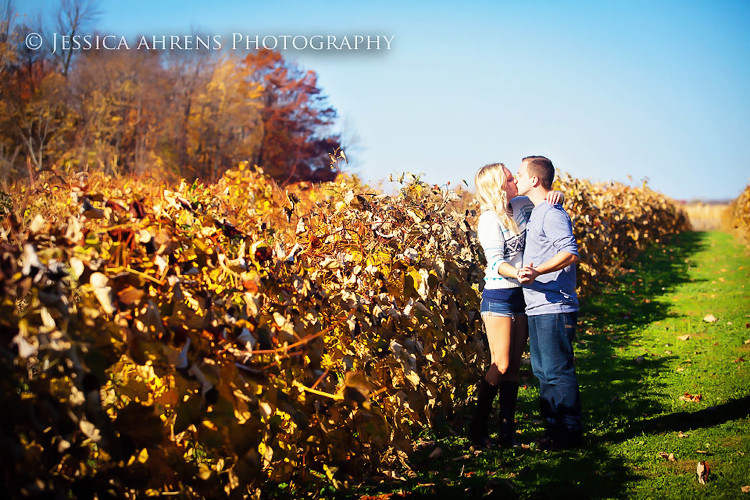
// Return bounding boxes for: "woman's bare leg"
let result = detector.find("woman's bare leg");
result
[483,315,513,385]
[469,314,511,446]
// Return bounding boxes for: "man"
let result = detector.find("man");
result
[515,155,583,449]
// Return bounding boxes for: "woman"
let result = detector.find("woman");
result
[469,163,563,447]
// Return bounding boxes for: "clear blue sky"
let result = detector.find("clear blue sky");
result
[16,0,750,200]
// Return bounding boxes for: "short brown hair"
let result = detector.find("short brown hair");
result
[522,156,554,190]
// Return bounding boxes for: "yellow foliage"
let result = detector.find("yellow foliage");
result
[727,184,750,242]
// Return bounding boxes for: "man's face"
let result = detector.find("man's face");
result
[515,161,532,196]
[503,166,518,199]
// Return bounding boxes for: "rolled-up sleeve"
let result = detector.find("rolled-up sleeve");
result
[544,207,578,256]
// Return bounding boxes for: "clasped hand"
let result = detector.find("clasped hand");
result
[516,263,539,284]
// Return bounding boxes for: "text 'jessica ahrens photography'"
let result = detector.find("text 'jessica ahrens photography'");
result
[32,32,396,53]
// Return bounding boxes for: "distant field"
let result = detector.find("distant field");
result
[683,202,730,231]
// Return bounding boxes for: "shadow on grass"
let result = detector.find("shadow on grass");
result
[577,232,708,431]
[604,395,750,444]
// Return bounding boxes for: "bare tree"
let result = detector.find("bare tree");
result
[0,0,17,74]
[56,0,100,76]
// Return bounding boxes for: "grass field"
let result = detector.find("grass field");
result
[343,231,750,499]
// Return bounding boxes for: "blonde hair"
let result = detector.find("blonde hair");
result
[474,163,519,234]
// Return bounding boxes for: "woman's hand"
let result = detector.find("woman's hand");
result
[517,264,540,284]
[546,190,565,205]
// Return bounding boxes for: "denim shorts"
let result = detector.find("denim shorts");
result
[480,287,526,317]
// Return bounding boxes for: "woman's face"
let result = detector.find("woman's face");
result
[502,166,518,199]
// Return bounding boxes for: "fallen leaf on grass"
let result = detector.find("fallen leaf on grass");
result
[741,485,750,493]
[657,452,676,461]
[734,357,746,363]
[678,431,689,438]
[744,339,750,344]
[680,393,702,403]
[703,314,718,323]
[696,450,709,454]
[697,461,710,484]
[678,334,691,341]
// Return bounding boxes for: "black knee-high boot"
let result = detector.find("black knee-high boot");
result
[498,381,519,447]
[468,378,499,447]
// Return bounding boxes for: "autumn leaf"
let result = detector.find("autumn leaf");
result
[703,314,718,323]
[679,393,702,403]
[90,272,115,315]
[117,285,145,306]
[697,461,710,484]
[343,371,372,407]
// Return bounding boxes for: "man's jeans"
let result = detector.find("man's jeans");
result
[528,312,583,436]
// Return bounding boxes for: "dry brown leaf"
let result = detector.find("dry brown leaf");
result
[657,452,676,461]
[678,431,688,438]
[90,272,115,315]
[740,485,750,493]
[118,285,145,306]
[703,314,718,323]
[29,214,46,233]
[678,334,691,341]
[697,461,710,484]
[679,393,702,403]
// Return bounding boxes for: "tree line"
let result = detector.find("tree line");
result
[0,0,344,186]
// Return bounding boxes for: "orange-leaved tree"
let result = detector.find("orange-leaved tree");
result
[243,49,341,185]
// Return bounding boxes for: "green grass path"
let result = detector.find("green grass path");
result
[359,231,750,499]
